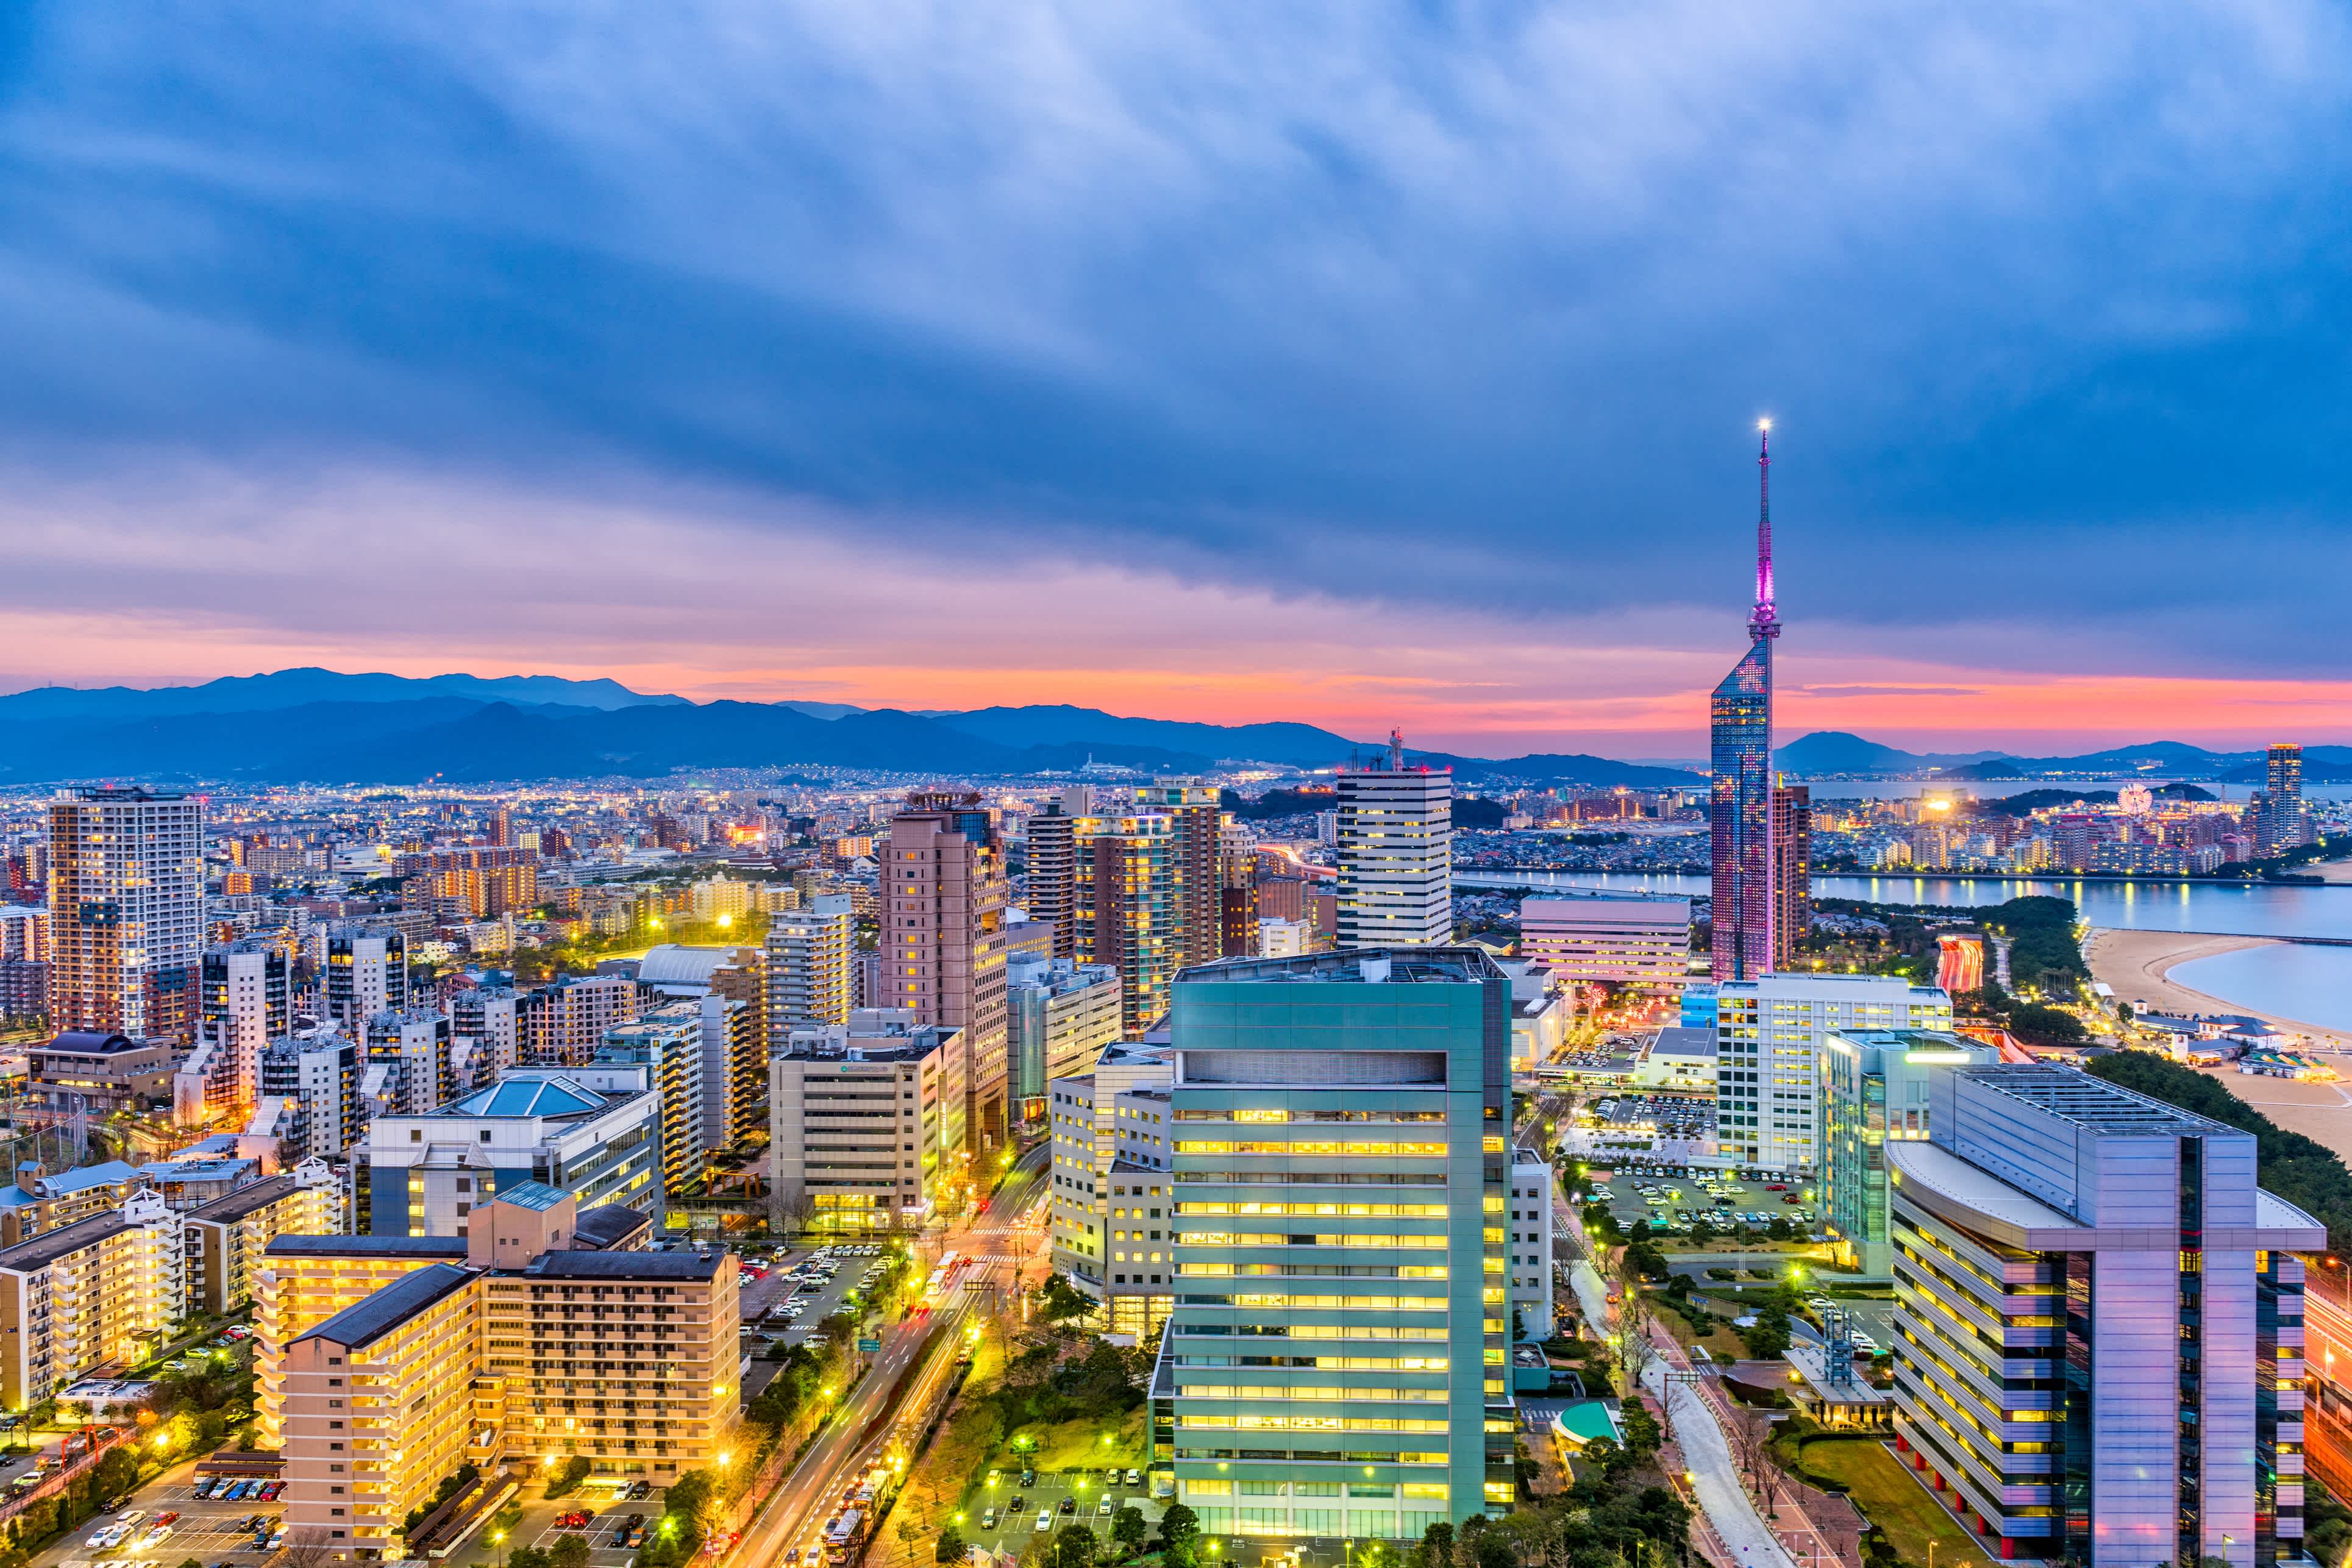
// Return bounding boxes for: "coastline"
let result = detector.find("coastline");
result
[2081,927,2349,1044]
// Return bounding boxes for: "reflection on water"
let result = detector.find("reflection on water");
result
[2165,945,2352,1036]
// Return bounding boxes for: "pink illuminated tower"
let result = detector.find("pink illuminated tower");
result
[1711,422,1778,982]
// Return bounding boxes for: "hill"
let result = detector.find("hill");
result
[1773,731,2006,775]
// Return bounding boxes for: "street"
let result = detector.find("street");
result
[729,1144,1054,1568]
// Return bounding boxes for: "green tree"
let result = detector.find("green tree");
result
[508,1548,552,1568]
[1036,1274,1096,1322]
[1052,1523,1096,1568]
[1411,1520,1454,1568]
[550,1534,591,1568]
[91,1447,139,1501]
[935,1527,967,1563]
[1155,1502,1199,1553]
[1110,1506,1146,1558]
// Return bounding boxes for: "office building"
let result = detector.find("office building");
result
[1147,949,1514,1538]
[1506,1152,1555,1341]
[358,1069,662,1236]
[518,972,637,1067]
[47,787,203,1042]
[1258,918,1311,958]
[325,927,407,1033]
[768,1013,965,1232]
[184,1157,346,1316]
[885,792,1011,1152]
[1075,813,1181,1033]
[766,893,853,1040]
[1518,895,1690,989]
[29,1029,176,1113]
[0,1191,184,1408]
[1141,780,1225,968]
[1218,818,1259,958]
[1887,1066,2323,1566]
[1714,973,1951,1174]
[1023,788,1096,961]
[1817,1029,1995,1277]
[1048,1048,1177,1340]
[1335,736,1453,949]
[1007,958,1123,1116]
[1711,428,1778,983]
[1771,783,1810,970]
[260,1032,362,1160]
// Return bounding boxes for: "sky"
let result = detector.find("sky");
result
[4,2,2352,757]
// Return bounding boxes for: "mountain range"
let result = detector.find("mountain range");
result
[0,669,1703,787]
[1774,731,2352,783]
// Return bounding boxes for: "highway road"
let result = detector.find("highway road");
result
[730,1144,1053,1568]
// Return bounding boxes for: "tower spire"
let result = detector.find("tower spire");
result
[1750,419,1780,641]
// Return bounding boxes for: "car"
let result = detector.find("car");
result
[267,1531,286,1552]
[980,1509,999,1530]
[119,1511,147,1527]
[140,1525,174,1548]
[632,1481,653,1500]
[1783,1194,1801,1205]
[1058,1497,1075,1516]
[155,1514,179,1529]
[264,1481,287,1500]
[986,1469,1003,1488]
[1019,1469,1036,1488]
[1097,1497,1114,1517]
[1125,1469,1141,1487]
[1035,1512,1053,1534]
[193,1479,217,1499]
[785,1551,803,1567]
[1007,1496,1025,1513]
[85,1527,121,1550]
[615,1528,635,1548]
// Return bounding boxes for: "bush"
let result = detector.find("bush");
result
[544,1456,591,1499]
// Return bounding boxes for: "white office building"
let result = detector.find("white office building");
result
[1507,1151,1556,1340]
[1713,972,1950,1174]
[1519,895,1691,989]
[1335,762,1452,949]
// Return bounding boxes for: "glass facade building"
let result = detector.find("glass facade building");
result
[1709,641,1774,982]
[1147,948,1514,1541]
[1819,1029,1995,1277]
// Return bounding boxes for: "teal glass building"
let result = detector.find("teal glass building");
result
[1146,948,1514,1542]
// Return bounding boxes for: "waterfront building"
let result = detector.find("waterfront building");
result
[1518,895,1690,989]
[1817,1029,1995,1276]
[1711,430,1779,983]
[768,1012,965,1231]
[885,791,1011,1152]
[1148,948,1514,1538]
[1887,1066,2323,1566]
[47,787,203,1042]
[357,1070,661,1236]
[1714,972,1950,1174]
[1335,735,1453,949]
[1007,957,1122,1116]
[766,893,854,1041]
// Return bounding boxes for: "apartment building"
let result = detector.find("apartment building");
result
[0,1192,184,1408]
[1072,814,1181,1034]
[1888,1066,2323,1567]
[766,894,854,1041]
[184,1157,346,1317]
[258,1031,362,1160]
[254,1234,476,1445]
[1147,949,1513,1539]
[595,1003,713,1199]
[364,1006,458,1117]
[518,973,637,1067]
[1714,972,1952,1175]
[46,788,204,1042]
[358,1070,662,1236]
[324,927,407,1033]
[885,793,1011,1152]
[768,1014,966,1232]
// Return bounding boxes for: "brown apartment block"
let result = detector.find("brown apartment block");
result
[1138,780,1222,968]
[268,1183,737,1557]
[885,793,1009,1152]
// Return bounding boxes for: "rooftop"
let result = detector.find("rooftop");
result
[437,1074,615,1121]
[1175,947,1506,988]
[1956,1064,2237,1137]
[296,1263,479,1349]
[519,1250,726,1281]
[188,1172,299,1225]
[0,1213,134,1273]
[265,1234,469,1260]
[488,1180,569,1213]
[572,1205,650,1250]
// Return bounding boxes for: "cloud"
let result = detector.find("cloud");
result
[0,1,2350,724]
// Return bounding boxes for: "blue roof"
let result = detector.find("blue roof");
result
[441,1077,608,1119]
[37,1161,140,1197]
[490,1181,568,1212]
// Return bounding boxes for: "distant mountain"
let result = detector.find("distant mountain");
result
[1428,752,1707,788]
[929,705,1358,769]
[1774,731,2007,775]
[0,667,682,721]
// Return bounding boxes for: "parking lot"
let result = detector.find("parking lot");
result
[57,1472,288,1566]
[531,1489,668,1568]
[741,1245,896,1350]
[1591,1162,1823,1241]
[1585,1092,1714,1139]
[959,1468,1160,1559]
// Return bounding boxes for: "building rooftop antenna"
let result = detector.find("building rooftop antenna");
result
[1750,419,1780,641]
[1388,727,1405,772]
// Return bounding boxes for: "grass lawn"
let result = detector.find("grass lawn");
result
[1005,1406,1146,1472]
[1643,1294,1747,1363]
[1781,1437,1999,1568]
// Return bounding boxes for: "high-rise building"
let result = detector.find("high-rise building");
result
[1007,958,1123,1114]
[325,926,407,1033]
[1335,733,1453,949]
[1075,813,1181,1033]
[766,893,853,1041]
[885,792,1010,1152]
[1518,895,1690,989]
[518,971,638,1067]
[1216,816,1259,958]
[1711,427,1778,983]
[1712,972,1951,1174]
[594,1003,713,1199]
[365,1006,457,1117]
[1024,787,1095,960]
[2257,743,2312,854]
[769,1013,965,1231]
[1048,1061,1175,1341]
[196,938,291,1115]
[0,1192,184,1408]
[1817,1028,1995,1276]
[1770,782,1810,970]
[260,1033,360,1160]
[1146,949,1516,1536]
[1887,1066,2324,1566]
[1141,780,1224,968]
[46,787,204,1041]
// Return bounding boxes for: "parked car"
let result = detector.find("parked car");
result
[1097,1497,1113,1517]
[1124,1469,1141,1487]
[980,1509,998,1530]
[1034,1512,1052,1534]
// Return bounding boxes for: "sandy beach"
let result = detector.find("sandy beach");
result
[2084,927,2352,1163]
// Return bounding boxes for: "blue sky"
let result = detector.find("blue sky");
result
[2,2,2350,752]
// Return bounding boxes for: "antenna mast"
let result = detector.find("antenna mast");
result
[1750,420,1780,641]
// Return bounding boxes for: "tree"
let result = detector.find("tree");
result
[1036,1274,1095,1323]
[508,1549,552,1568]
[1412,1520,1455,1568]
[551,1534,591,1568]
[1110,1506,1146,1559]
[1053,1523,1097,1568]
[1686,1214,1716,1248]
[91,1447,139,1501]
[935,1527,967,1564]
[1155,1502,1200,1553]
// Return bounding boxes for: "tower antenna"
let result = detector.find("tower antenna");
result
[1751,419,1780,641]
[1388,727,1405,771]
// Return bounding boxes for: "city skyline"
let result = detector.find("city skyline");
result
[6,8,2352,754]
